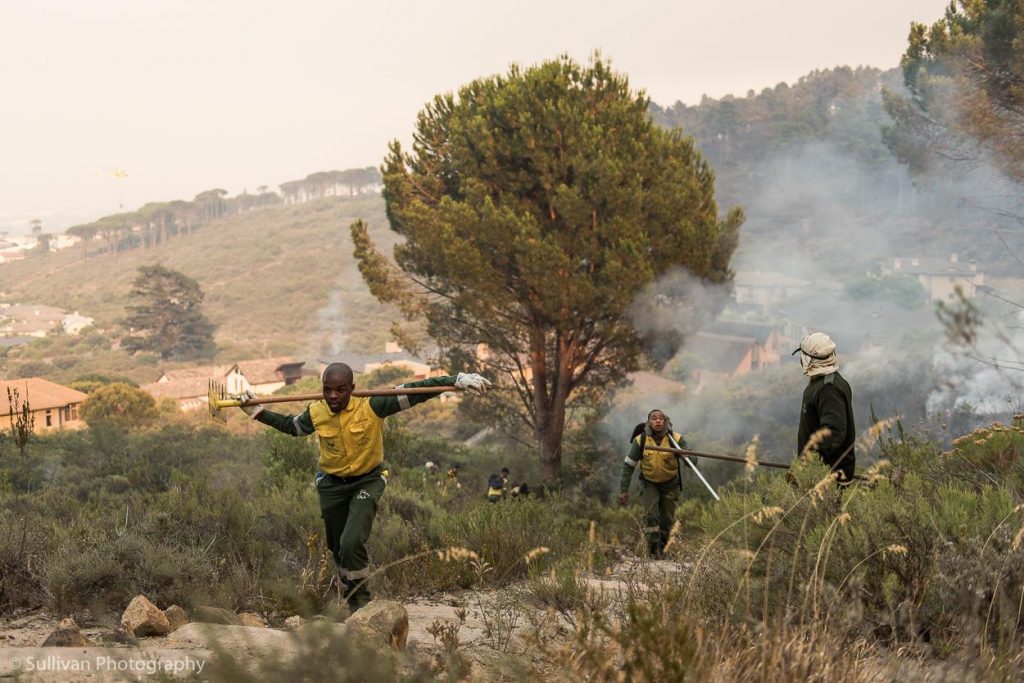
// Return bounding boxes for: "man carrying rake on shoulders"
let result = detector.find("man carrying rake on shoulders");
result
[238,362,491,612]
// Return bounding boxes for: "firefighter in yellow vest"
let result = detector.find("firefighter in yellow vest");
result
[239,362,491,611]
[618,409,687,559]
[486,467,510,503]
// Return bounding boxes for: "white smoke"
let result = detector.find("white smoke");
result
[599,128,1024,463]
[629,267,732,359]
[927,309,1024,416]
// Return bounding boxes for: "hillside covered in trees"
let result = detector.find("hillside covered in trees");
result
[3,3,1024,678]
[0,194,399,383]
[653,66,1023,280]
[62,167,382,259]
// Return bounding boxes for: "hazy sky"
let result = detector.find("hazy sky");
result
[0,0,950,233]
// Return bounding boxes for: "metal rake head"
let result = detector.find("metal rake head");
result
[208,379,230,424]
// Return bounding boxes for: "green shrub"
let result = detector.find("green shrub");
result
[527,555,590,615]
[564,582,710,681]
[0,509,49,611]
[68,373,140,394]
[843,274,926,309]
[367,480,478,595]
[360,365,416,388]
[0,426,331,617]
[262,430,318,486]
[39,527,134,616]
[695,431,1024,656]
[436,497,583,584]
[80,383,159,430]
[11,360,53,378]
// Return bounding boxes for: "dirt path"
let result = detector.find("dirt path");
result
[0,559,691,681]
[0,595,507,681]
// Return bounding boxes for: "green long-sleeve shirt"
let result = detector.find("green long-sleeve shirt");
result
[255,374,459,477]
[255,374,457,436]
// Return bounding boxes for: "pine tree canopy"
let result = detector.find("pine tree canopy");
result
[121,264,216,360]
[884,0,1024,184]
[352,55,742,485]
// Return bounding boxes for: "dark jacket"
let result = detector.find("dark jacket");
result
[797,371,855,473]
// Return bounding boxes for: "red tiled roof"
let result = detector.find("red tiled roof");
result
[145,358,304,399]
[625,371,687,395]
[159,364,236,382]
[237,357,301,385]
[141,378,210,400]
[0,377,87,415]
[687,332,757,374]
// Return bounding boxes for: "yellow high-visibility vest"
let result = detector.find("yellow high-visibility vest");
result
[308,397,384,477]
[634,431,683,483]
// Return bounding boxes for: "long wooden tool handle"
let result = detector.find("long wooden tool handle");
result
[222,386,461,408]
[645,444,791,469]
[645,444,868,481]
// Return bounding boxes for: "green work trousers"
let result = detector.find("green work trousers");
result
[316,466,386,611]
[640,475,680,558]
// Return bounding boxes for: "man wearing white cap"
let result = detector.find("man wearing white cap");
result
[792,332,856,487]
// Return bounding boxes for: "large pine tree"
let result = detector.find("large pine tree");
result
[121,265,216,360]
[884,0,1024,184]
[353,56,741,486]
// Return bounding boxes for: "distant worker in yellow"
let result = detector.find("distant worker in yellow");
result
[487,467,510,503]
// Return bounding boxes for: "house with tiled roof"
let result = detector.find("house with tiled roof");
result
[61,312,95,335]
[141,358,306,411]
[880,254,985,303]
[0,303,66,338]
[0,305,94,344]
[142,364,238,411]
[733,271,812,311]
[0,248,27,264]
[684,332,764,390]
[236,357,306,393]
[705,320,796,370]
[318,342,442,380]
[0,377,88,431]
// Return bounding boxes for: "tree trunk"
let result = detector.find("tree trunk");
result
[532,332,572,490]
[537,410,566,489]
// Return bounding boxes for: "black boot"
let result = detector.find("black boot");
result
[343,579,372,613]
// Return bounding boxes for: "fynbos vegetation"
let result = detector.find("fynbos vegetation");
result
[4,3,1024,681]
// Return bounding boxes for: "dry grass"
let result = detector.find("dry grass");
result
[0,195,403,381]
[3,415,1023,681]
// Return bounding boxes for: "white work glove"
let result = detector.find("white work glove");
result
[454,372,492,395]
[239,390,264,420]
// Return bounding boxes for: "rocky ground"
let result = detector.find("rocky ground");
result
[0,560,681,682]
[0,600,430,682]
[0,554,962,683]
